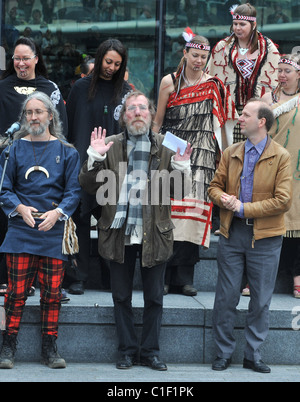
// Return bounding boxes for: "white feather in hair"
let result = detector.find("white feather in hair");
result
[229,4,239,14]
[182,27,195,43]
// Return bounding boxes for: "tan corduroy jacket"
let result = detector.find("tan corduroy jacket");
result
[208,135,292,243]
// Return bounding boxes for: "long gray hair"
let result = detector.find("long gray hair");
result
[15,91,72,146]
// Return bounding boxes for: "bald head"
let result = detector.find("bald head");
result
[238,99,274,144]
[246,99,275,131]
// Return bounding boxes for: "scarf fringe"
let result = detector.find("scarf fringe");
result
[125,224,135,236]
[110,217,126,229]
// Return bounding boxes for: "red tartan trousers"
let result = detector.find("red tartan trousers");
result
[4,253,64,337]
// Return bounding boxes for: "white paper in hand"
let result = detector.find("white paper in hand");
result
[162,131,187,156]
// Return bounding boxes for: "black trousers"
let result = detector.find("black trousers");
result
[279,237,300,277]
[110,245,166,358]
[165,241,199,287]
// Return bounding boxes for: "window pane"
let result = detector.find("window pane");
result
[164,0,300,77]
[1,0,299,102]
[2,0,157,100]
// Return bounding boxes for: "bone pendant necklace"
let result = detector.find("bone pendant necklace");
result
[239,47,248,56]
[25,136,50,179]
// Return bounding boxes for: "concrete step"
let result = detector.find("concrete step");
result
[1,290,300,365]
[87,235,294,294]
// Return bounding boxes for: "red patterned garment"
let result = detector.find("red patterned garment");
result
[161,77,237,247]
[5,253,64,337]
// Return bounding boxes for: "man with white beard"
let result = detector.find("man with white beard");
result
[0,92,81,369]
[79,91,192,371]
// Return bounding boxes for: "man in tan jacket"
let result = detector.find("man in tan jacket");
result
[208,99,292,373]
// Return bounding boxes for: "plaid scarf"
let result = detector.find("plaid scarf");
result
[110,133,151,235]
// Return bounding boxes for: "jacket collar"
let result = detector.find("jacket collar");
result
[231,134,274,162]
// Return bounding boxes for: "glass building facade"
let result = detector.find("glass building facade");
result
[1,0,299,102]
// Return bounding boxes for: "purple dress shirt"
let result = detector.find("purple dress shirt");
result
[237,136,268,217]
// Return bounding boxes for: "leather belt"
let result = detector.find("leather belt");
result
[233,216,254,226]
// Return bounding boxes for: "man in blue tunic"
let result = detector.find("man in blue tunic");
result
[0,92,81,369]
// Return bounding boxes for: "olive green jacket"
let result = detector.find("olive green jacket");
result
[79,131,190,267]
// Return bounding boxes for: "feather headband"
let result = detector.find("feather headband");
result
[230,4,256,22]
[182,27,210,51]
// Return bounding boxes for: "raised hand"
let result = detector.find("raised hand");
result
[90,126,114,156]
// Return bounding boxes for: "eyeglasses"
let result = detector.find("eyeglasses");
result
[24,109,48,117]
[127,104,148,112]
[12,55,36,62]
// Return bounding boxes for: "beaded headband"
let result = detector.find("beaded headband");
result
[232,14,256,21]
[185,42,210,51]
[182,27,210,51]
[230,4,256,22]
[279,58,300,71]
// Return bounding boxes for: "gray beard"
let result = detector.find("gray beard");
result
[25,119,49,137]
[126,118,151,137]
[128,124,150,136]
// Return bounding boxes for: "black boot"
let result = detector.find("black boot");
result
[41,334,66,369]
[0,332,18,369]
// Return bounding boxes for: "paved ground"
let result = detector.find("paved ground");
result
[1,290,299,384]
[0,362,299,383]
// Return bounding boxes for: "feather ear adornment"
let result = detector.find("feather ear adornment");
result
[229,4,239,15]
[182,27,195,43]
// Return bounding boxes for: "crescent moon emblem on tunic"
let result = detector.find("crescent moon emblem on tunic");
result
[25,166,50,179]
